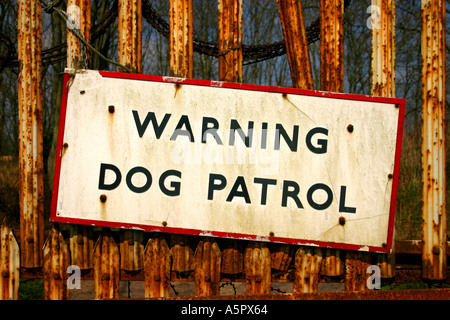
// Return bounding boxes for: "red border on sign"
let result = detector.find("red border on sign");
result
[50,70,406,254]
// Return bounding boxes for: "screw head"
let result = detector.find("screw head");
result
[99,194,107,203]
[339,216,346,226]
[108,105,115,113]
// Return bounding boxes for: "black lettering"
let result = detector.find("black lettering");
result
[202,117,223,145]
[171,115,194,142]
[254,177,277,205]
[207,173,227,200]
[229,119,254,148]
[159,170,182,197]
[226,176,251,203]
[339,186,356,213]
[132,110,171,138]
[306,127,328,154]
[98,163,122,190]
[281,180,303,208]
[261,122,268,149]
[126,166,152,193]
[275,124,299,152]
[307,183,333,210]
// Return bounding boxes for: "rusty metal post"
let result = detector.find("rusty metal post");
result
[271,244,294,272]
[371,0,396,280]
[244,242,271,295]
[345,251,372,291]
[319,0,345,281]
[17,0,44,269]
[194,238,221,296]
[67,0,91,68]
[93,229,120,299]
[293,247,323,293]
[144,235,171,298]
[66,0,95,271]
[221,240,244,275]
[276,0,314,89]
[320,0,344,93]
[43,225,70,300]
[0,220,20,300]
[117,0,144,272]
[218,0,242,82]
[421,0,447,281]
[371,0,395,98]
[169,0,193,78]
[118,0,142,73]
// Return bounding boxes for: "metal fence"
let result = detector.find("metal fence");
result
[1,0,448,300]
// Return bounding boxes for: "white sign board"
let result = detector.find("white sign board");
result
[51,69,405,253]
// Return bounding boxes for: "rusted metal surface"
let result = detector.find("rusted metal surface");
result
[218,0,243,82]
[321,249,344,277]
[244,243,271,295]
[194,238,221,296]
[43,225,70,300]
[169,0,193,78]
[119,230,144,271]
[276,0,314,89]
[170,235,195,273]
[150,288,450,301]
[17,0,44,269]
[144,235,171,298]
[345,251,372,291]
[293,247,323,293]
[0,220,20,300]
[69,225,94,269]
[93,229,120,299]
[371,0,396,278]
[371,0,395,98]
[67,0,91,68]
[271,244,294,272]
[320,0,344,93]
[118,0,142,73]
[421,0,447,281]
[221,240,243,274]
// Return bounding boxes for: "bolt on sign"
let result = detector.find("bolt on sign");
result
[51,69,405,253]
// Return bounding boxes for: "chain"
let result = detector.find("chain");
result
[39,0,133,73]
[2,0,352,72]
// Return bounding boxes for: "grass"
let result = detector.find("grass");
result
[19,279,45,300]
